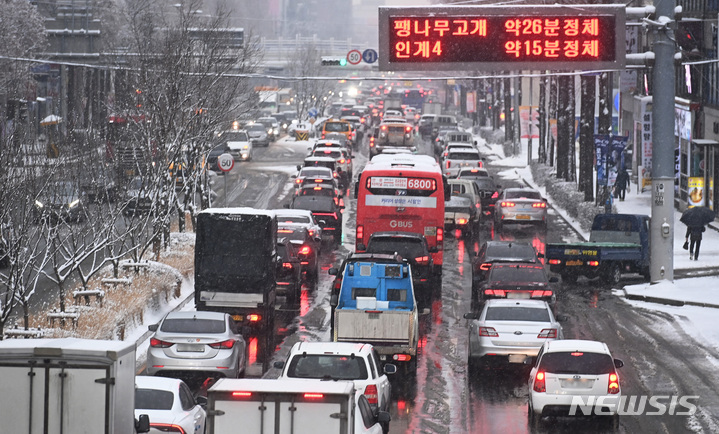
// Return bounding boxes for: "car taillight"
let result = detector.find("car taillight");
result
[436,228,444,244]
[534,372,546,392]
[484,289,506,297]
[478,161,483,167]
[333,277,342,291]
[303,393,324,399]
[150,338,174,348]
[479,327,499,337]
[531,290,553,298]
[356,225,364,244]
[314,179,324,183]
[247,314,261,322]
[283,262,294,269]
[537,328,557,338]
[322,133,325,139]
[339,159,345,164]
[209,339,236,349]
[364,385,379,405]
[491,191,499,199]
[414,256,430,265]
[298,245,311,255]
[608,372,620,394]
[232,391,252,398]
[150,423,186,434]
[446,161,451,168]
[381,125,387,131]
[295,178,302,184]
[479,263,492,271]
[457,218,468,225]
[548,259,561,265]
[393,354,412,362]
[405,126,412,133]
[587,261,599,266]
[314,186,322,190]
[532,202,547,208]
[500,201,515,207]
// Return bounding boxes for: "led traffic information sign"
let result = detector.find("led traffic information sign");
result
[378,5,625,71]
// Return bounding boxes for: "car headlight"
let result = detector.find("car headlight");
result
[68,199,80,208]
[282,123,288,129]
[35,200,44,208]
[267,129,272,134]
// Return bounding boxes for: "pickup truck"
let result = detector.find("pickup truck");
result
[329,258,420,376]
[206,378,389,434]
[546,213,651,285]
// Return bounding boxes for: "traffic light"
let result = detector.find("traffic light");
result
[321,56,347,67]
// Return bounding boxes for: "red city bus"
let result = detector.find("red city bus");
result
[355,155,448,267]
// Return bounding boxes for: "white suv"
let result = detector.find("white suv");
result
[528,339,624,429]
[274,342,395,429]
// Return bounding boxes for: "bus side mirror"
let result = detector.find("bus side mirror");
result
[354,180,360,199]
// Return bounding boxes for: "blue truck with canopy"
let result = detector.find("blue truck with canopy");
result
[545,213,651,285]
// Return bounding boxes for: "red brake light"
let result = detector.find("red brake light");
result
[364,385,378,405]
[209,339,236,349]
[479,263,492,271]
[356,225,364,245]
[587,260,599,266]
[501,201,515,207]
[278,229,293,233]
[534,372,546,392]
[314,186,322,190]
[570,352,584,356]
[298,245,311,255]
[393,354,411,362]
[381,125,387,131]
[414,256,430,265]
[478,161,483,167]
[608,373,620,394]
[531,290,554,298]
[232,391,252,398]
[149,423,186,433]
[314,179,324,183]
[247,314,261,322]
[283,262,293,269]
[491,191,499,199]
[537,328,557,338]
[479,327,499,337]
[405,126,412,133]
[436,228,444,243]
[303,393,324,399]
[150,338,173,348]
[484,289,507,297]
[548,259,561,265]
[457,218,468,225]
[339,159,345,164]
[532,202,547,208]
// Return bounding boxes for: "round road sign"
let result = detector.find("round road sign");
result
[362,49,378,64]
[347,49,362,65]
[217,153,235,172]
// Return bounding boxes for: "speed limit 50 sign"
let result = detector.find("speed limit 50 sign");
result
[217,153,235,172]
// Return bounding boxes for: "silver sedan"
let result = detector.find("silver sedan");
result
[494,187,548,230]
[463,299,564,372]
[146,311,246,378]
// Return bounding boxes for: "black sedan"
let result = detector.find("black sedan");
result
[474,262,558,310]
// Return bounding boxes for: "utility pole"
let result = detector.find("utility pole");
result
[649,0,676,282]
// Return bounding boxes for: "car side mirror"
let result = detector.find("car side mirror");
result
[296,165,302,171]
[330,293,338,306]
[273,361,285,370]
[383,363,397,375]
[463,312,480,320]
[148,324,158,332]
[195,395,208,407]
[377,411,392,424]
[135,415,150,433]
[283,203,290,209]
[328,267,338,276]
[614,358,624,368]
[557,314,569,322]
[549,276,559,283]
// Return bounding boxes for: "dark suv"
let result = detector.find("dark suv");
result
[472,241,544,299]
[278,224,320,285]
[288,195,343,246]
[475,262,558,309]
[276,237,302,307]
[361,231,437,309]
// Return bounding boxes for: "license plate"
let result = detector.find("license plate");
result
[176,344,204,353]
[507,291,530,299]
[566,260,583,266]
[232,315,244,322]
[516,215,531,220]
[508,354,528,363]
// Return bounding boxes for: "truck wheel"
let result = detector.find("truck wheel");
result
[606,264,622,286]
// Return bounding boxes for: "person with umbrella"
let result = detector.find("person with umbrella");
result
[681,206,716,260]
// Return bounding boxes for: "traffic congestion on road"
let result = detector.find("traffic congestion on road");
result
[128,88,719,434]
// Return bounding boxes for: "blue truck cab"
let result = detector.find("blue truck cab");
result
[331,259,420,375]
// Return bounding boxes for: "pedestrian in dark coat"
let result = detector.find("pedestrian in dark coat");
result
[685,225,705,260]
[614,168,630,201]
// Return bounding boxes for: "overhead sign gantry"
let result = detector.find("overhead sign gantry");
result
[378,5,626,72]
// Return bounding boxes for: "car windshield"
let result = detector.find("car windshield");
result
[486,244,537,261]
[287,354,368,380]
[160,317,226,334]
[135,388,174,410]
[449,152,480,160]
[367,238,426,258]
[298,187,334,197]
[278,227,308,242]
[313,150,342,159]
[472,178,496,189]
[485,306,551,322]
[325,122,349,132]
[222,131,248,141]
[505,190,541,200]
[247,124,265,132]
[539,352,615,375]
[489,265,546,282]
[300,168,332,178]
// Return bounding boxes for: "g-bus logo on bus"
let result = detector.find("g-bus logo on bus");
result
[378,5,625,72]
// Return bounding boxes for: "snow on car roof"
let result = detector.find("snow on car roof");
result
[198,207,275,218]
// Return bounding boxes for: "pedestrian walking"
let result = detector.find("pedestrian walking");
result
[614,168,630,201]
[685,224,705,260]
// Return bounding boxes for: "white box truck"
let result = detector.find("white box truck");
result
[0,338,145,434]
[206,378,389,434]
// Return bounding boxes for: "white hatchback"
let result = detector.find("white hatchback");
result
[527,339,624,428]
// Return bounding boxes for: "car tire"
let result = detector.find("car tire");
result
[606,263,621,287]
[528,403,541,429]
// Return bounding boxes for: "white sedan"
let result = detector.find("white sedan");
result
[463,299,564,372]
[135,376,206,434]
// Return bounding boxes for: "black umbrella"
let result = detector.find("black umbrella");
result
[680,206,716,227]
